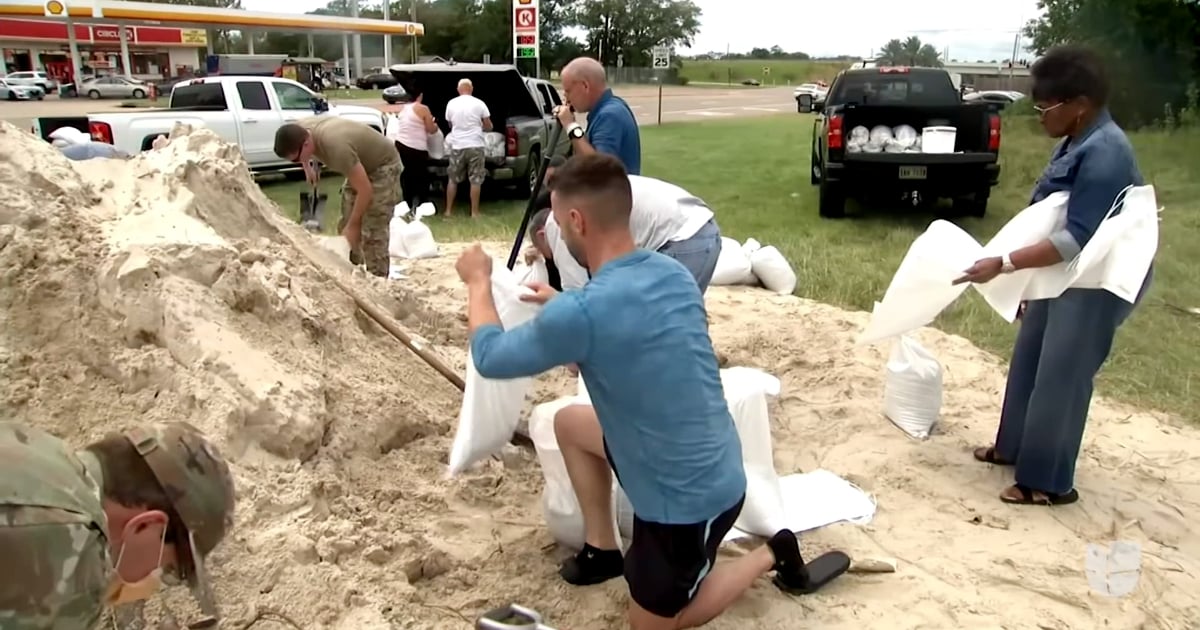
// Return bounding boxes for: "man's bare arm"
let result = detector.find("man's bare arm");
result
[345,162,373,225]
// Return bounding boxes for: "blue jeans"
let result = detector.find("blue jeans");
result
[994,273,1151,494]
[657,219,721,294]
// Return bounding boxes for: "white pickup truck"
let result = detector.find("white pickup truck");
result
[32,76,386,173]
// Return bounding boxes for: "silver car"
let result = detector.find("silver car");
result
[0,78,44,101]
[4,70,57,92]
[81,76,148,100]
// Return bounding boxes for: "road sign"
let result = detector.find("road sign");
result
[762,66,770,75]
[515,7,536,30]
[652,46,670,69]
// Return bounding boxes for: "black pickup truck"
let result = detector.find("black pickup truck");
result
[808,66,1002,218]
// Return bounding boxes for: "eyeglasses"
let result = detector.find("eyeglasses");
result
[1033,102,1065,116]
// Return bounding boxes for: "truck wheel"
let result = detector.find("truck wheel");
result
[953,190,989,218]
[519,147,541,199]
[810,152,820,186]
[818,181,846,218]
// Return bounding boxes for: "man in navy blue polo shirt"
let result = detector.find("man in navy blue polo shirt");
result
[556,57,641,175]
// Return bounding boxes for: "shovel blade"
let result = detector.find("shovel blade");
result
[298,192,329,232]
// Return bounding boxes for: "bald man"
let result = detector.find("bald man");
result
[445,77,493,217]
[556,57,641,175]
[453,153,849,630]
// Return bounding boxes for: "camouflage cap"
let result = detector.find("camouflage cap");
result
[122,423,235,584]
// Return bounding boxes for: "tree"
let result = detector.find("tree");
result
[876,36,941,67]
[1023,0,1200,127]
[573,0,701,67]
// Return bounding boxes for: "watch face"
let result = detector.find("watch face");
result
[570,127,585,139]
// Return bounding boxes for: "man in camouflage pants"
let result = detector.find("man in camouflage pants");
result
[274,117,403,276]
[0,422,237,629]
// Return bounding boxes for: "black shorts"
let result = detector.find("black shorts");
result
[604,440,745,619]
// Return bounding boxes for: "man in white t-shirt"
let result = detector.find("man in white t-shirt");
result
[444,78,492,217]
[527,172,722,293]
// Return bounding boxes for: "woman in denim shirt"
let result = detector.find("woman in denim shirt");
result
[954,45,1153,505]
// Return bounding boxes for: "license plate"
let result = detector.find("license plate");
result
[899,165,927,180]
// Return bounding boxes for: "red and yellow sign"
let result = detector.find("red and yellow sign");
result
[43,0,65,17]
[0,18,207,47]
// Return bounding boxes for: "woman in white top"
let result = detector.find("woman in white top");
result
[388,88,438,208]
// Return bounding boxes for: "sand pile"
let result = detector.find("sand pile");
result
[2,122,1198,629]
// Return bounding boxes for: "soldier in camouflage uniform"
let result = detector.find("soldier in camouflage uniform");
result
[0,422,236,629]
[273,117,403,277]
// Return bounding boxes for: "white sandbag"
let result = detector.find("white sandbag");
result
[749,245,797,294]
[387,202,412,280]
[543,367,786,546]
[447,262,542,477]
[427,129,446,160]
[857,221,980,345]
[512,257,550,286]
[49,126,91,146]
[710,237,756,286]
[882,336,943,440]
[399,202,438,259]
[483,132,506,160]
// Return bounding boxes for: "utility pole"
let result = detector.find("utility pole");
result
[351,0,362,79]
[410,0,418,63]
[382,0,390,69]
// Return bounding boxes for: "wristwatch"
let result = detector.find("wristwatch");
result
[567,123,585,140]
[1001,253,1016,274]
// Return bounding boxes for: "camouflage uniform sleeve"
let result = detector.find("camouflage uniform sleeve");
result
[0,515,110,630]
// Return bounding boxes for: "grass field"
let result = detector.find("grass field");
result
[679,59,849,86]
[260,115,1199,421]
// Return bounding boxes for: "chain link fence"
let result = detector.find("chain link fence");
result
[605,66,683,85]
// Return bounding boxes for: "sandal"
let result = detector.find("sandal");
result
[973,446,1013,466]
[999,484,1079,506]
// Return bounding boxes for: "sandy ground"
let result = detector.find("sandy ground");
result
[1,122,1197,629]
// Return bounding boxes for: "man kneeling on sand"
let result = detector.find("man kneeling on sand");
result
[455,153,849,630]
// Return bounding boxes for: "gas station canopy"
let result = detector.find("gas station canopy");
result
[1,0,425,36]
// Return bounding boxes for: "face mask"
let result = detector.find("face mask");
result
[105,523,166,606]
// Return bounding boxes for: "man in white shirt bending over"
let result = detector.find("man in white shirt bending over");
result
[444,78,492,218]
[528,171,722,293]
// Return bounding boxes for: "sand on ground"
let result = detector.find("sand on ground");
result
[1,122,1197,629]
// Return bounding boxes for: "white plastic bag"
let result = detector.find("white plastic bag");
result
[400,202,438,259]
[483,132,506,160]
[447,262,543,477]
[857,221,980,344]
[387,202,411,280]
[710,237,756,286]
[427,129,446,160]
[882,336,943,440]
[749,245,797,294]
[540,367,787,546]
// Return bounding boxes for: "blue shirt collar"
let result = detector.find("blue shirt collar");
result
[1069,108,1113,147]
[594,88,614,109]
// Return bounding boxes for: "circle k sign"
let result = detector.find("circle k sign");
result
[515,7,536,30]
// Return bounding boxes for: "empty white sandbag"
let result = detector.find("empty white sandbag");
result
[711,237,756,286]
[447,262,542,477]
[882,336,943,440]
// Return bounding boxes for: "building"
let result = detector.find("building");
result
[0,18,205,82]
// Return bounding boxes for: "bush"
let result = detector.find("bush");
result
[677,76,689,86]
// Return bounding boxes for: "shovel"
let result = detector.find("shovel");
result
[298,185,327,232]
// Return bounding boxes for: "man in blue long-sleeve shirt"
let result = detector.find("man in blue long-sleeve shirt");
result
[454,153,848,629]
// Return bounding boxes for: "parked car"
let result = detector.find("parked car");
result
[356,72,397,90]
[742,78,761,86]
[388,61,571,198]
[31,76,385,174]
[1,78,44,100]
[808,66,1002,218]
[793,82,828,112]
[4,70,57,92]
[80,76,149,99]
[381,84,410,104]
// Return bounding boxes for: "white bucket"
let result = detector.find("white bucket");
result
[921,126,957,154]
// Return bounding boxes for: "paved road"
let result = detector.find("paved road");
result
[0,85,796,133]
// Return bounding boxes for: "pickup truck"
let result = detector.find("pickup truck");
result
[388,61,570,198]
[808,66,1002,219]
[32,76,386,174]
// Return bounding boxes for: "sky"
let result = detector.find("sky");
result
[239,0,1043,62]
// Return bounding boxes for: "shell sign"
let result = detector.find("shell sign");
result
[44,0,66,16]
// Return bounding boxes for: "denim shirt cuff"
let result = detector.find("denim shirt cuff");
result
[1048,229,1082,261]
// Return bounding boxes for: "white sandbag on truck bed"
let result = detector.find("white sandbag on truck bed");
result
[446,260,542,477]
